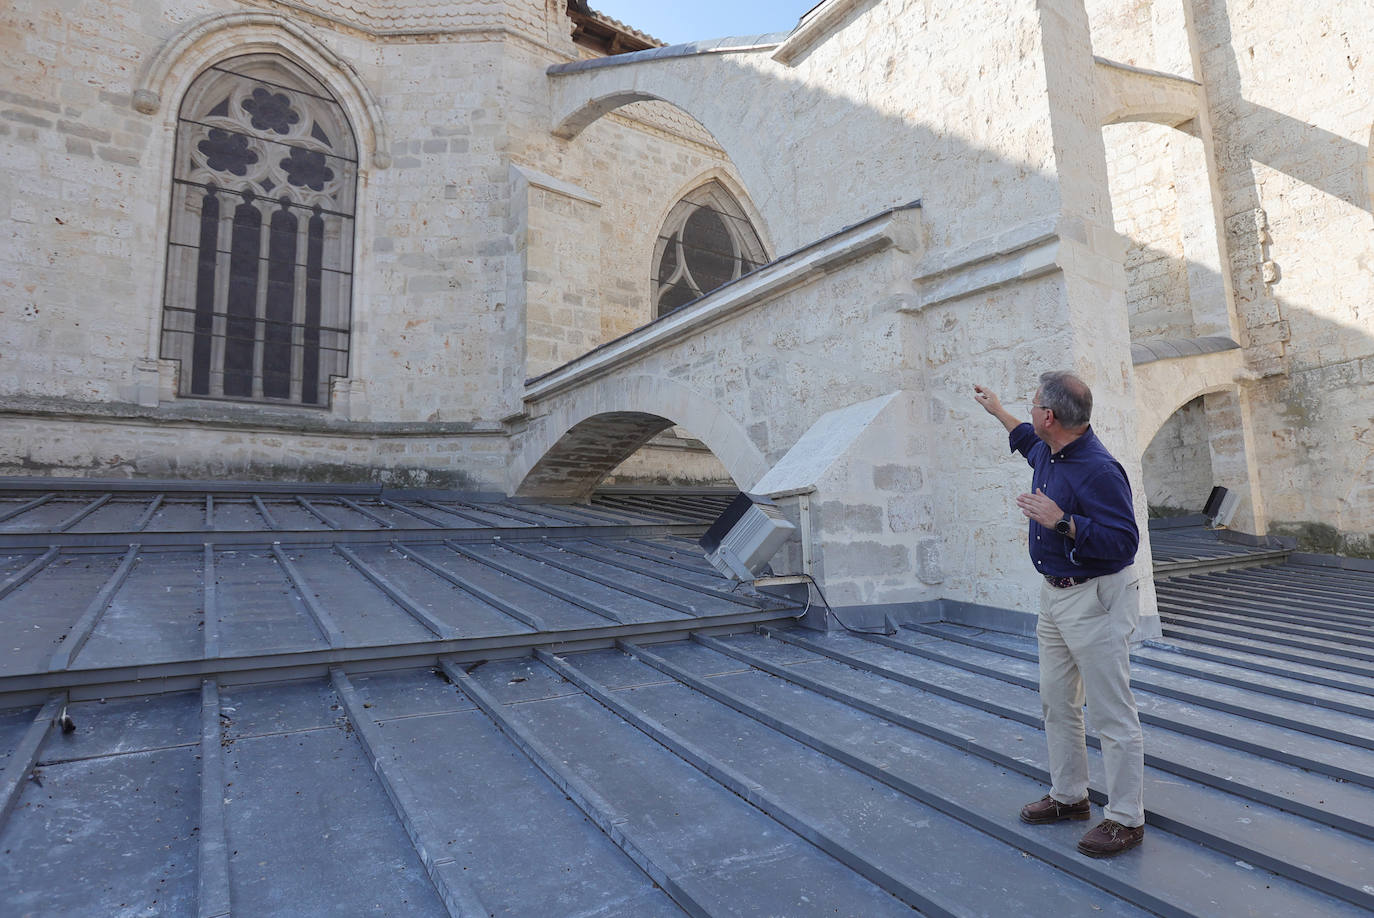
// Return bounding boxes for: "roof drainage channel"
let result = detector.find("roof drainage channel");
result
[539,644,971,916]
[444,654,918,917]
[1152,550,1291,577]
[1160,608,1374,667]
[611,639,1258,917]
[0,521,707,550]
[0,608,801,704]
[904,622,1374,751]
[340,663,687,916]
[1157,577,1374,625]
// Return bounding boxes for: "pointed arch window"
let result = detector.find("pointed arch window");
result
[160,55,357,406]
[653,182,767,317]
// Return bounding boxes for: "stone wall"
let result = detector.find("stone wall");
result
[512,95,744,377]
[2,0,1371,571]
[603,431,734,488]
[0,0,748,483]
[1193,0,1374,553]
[1103,122,1196,340]
[1140,396,1212,514]
[0,412,510,488]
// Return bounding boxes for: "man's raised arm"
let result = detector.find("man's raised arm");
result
[973,384,1022,432]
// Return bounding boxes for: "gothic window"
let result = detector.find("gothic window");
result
[161,55,358,406]
[653,183,767,317]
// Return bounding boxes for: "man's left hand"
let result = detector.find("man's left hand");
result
[1017,488,1065,528]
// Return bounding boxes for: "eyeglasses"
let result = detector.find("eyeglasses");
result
[1029,404,1048,414]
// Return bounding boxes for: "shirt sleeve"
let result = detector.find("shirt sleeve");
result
[1008,422,1038,464]
[1067,462,1140,565]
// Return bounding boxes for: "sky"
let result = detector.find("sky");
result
[588,0,820,45]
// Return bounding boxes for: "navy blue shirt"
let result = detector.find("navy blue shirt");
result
[1009,422,1138,579]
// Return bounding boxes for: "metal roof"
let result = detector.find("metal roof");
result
[2,481,1374,916]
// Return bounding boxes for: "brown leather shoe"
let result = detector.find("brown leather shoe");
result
[1077,819,1144,857]
[1019,794,1090,824]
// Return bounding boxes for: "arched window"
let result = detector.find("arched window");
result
[160,55,357,406]
[653,182,767,317]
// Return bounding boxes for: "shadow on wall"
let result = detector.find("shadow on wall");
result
[1104,0,1372,555]
[1189,0,1374,554]
[1190,0,1372,222]
[532,0,1374,557]
[529,2,1073,508]
[1131,239,1374,556]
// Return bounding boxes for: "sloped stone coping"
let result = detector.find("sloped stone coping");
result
[1130,336,1241,365]
[524,201,922,401]
[548,33,790,75]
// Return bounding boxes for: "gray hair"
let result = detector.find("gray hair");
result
[1038,370,1092,429]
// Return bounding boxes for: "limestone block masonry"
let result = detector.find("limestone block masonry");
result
[1,0,1371,625]
[1083,0,1374,555]
[0,0,740,484]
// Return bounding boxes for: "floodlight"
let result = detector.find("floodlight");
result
[699,492,796,581]
[1202,486,1240,527]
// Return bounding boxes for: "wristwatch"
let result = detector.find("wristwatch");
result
[1054,515,1072,536]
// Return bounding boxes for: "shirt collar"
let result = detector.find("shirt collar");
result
[1051,425,1096,460]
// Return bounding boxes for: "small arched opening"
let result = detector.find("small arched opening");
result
[652,180,769,317]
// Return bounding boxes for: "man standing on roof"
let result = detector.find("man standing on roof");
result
[973,371,1145,858]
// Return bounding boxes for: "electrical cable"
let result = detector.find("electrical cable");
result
[754,572,894,636]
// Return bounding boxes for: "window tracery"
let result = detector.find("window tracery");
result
[653,183,767,317]
[160,55,357,406]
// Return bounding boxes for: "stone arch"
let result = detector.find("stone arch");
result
[513,375,768,499]
[553,89,666,141]
[548,50,787,253]
[129,11,386,389]
[549,53,759,153]
[1094,59,1201,130]
[1134,347,1269,533]
[134,11,388,169]
[1132,349,1244,450]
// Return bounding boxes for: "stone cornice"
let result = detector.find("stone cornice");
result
[509,164,601,207]
[0,396,506,438]
[903,217,1062,312]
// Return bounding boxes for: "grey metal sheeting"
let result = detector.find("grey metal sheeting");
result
[0,487,778,694]
[2,482,1374,916]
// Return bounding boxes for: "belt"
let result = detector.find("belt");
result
[1045,574,1095,589]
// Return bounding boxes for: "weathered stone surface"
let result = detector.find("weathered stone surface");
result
[0,0,1369,620]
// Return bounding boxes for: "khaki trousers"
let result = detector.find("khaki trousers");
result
[1037,565,1145,827]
